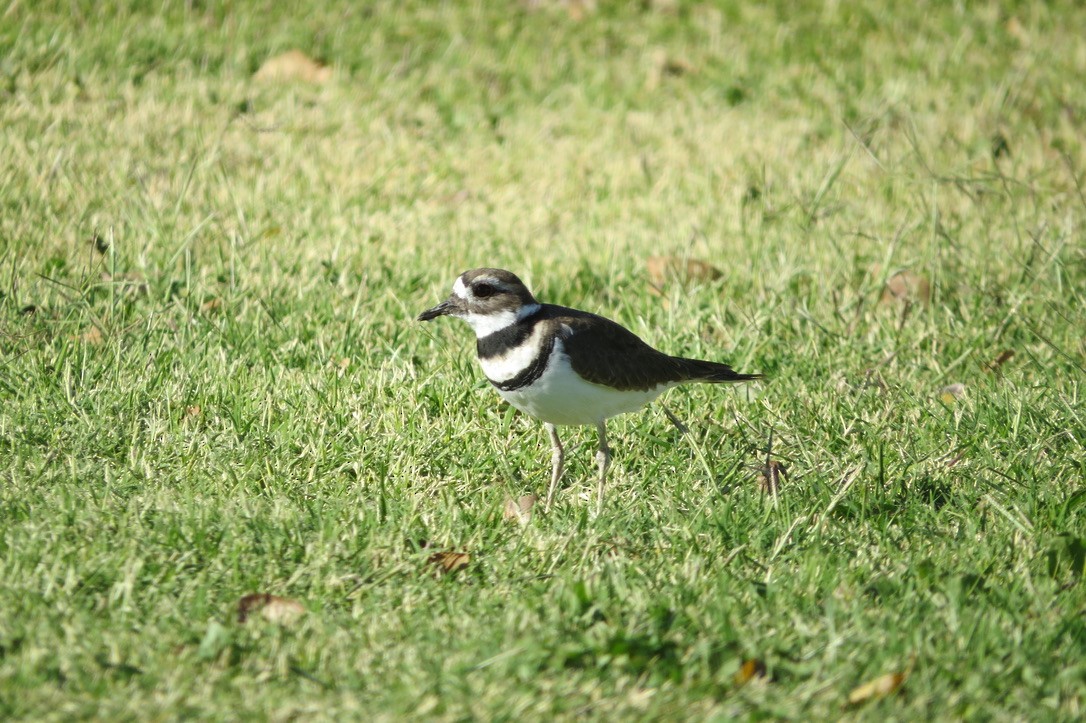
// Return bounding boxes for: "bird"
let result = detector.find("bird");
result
[417,268,761,512]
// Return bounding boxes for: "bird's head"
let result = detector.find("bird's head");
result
[417,268,540,337]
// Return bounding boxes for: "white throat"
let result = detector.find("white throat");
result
[463,309,517,338]
[461,303,540,339]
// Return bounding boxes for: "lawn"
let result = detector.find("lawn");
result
[2,0,1085,719]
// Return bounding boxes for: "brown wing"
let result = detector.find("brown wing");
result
[552,305,762,390]
[551,307,689,391]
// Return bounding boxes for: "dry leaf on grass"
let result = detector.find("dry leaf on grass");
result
[734,658,767,685]
[91,231,109,254]
[752,430,787,495]
[760,460,787,495]
[254,50,332,84]
[848,671,906,705]
[651,48,695,76]
[567,1,595,20]
[880,270,931,306]
[1005,16,1029,44]
[503,494,537,524]
[200,298,223,313]
[184,405,202,420]
[428,551,471,575]
[986,349,1015,373]
[646,256,722,290]
[73,327,103,345]
[237,593,306,624]
[646,49,696,90]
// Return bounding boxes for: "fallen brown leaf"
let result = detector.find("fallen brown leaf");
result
[1005,16,1028,44]
[751,430,787,495]
[91,231,109,254]
[262,597,305,624]
[184,405,202,420]
[646,255,722,291]
[654,48,695,76]
[237,593,305,624]
[734,658,767,685]
[848,671,906,705]
[73,327,103,345]
[646,48,696,90]
[503,494,537,525]
[200,298,222,313]
[664,57,695,76]
[565,0,597,21]
[760,460,787,495]
[880,270,931,306]
[428,551,471,575]
[254,50,332,84]
[986,349,1015,373]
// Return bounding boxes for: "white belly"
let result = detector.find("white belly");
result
[493,340,670,426]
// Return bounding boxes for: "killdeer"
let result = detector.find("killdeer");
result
[418,268,761,512]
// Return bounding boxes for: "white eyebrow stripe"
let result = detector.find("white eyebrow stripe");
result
[453,276,468,299]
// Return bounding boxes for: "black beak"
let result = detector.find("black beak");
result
[417,298,456,322]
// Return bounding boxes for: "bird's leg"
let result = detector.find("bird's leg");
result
[595,421,611,514]
[544,423,564,512]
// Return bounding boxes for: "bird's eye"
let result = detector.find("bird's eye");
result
[474,283,495,298]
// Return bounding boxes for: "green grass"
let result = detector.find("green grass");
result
[2,0,1085,719]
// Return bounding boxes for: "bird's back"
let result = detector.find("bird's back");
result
[543,304,759,392]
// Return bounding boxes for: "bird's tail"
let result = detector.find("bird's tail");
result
[675,357,763,384]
